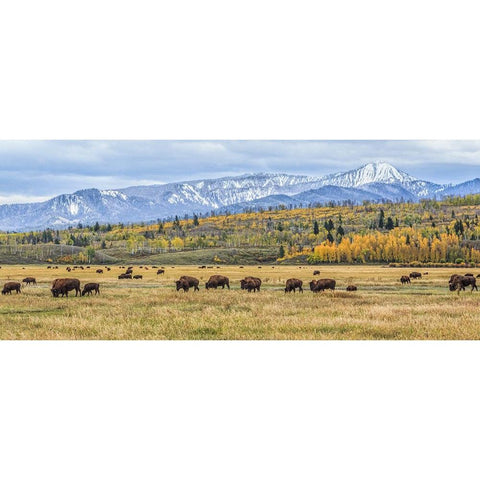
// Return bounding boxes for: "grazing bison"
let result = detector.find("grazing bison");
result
[313,270,321,275]
[51,278,81,297]
[96,269,104,274]
[22,277,36,285]
[285,278,303,293]
[157,269,165,275]
[2,282,21,294]
[175,276,200,292]
[206,275,230,290]
[66,267,72,272]
[310,278,336,292]
[400,275,411,284]
[118,273,132,280]
[133,275,143,279]
[409,272,422,279]
[449,275,478,293]
[240,277,262,292]
[82,283,100,296]
[346,285,358,291]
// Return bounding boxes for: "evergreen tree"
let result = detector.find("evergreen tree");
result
[279,245,285,258]
[385,217,394,230]
[378,209,385,229]
[313,220,320,235]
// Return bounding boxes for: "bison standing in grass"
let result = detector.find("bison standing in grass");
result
[449,275,478,294]
[176,276,200,292]
[285,278,303,293]
[118,273,132,280]
[51,278,81,297]
[22,277,36,285]
[82,283,100,296]
[157,269,165,275]
[313,270,320,276]
[346,285,357,291]
[240,277,261,292]
[2,282,21,294]
[400,275,411,284]
[409,272,422,279]
[206,275,230,290]
[310,278,336,292]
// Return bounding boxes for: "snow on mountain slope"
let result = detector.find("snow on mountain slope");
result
[0,163,476,231]
[314,162,441,198]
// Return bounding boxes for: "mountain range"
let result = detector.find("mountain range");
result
[1,162,478,231]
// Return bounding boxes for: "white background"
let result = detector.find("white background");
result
[1,1,480,479]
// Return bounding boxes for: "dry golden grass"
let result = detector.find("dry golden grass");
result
[0,264,479,340]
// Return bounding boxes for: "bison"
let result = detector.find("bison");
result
[313,270,321,276]
[22,277,36,285]
[2,282,21,294]
[82,283,100,296]
[285,278,303,293]
[240,277,262,292]
[346,285,357,291]
[400,275,411,284]
[133,275,143,279]
[118,274,132,280]
[449,275,478,294]
[175,276,200,292]
[409,272,422,279]
[206,275,230,290]
[310,278,336,292]
[96,269,104,274]
[157,269,165,275]
[51,278,81,297]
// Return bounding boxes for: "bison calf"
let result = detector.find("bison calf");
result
[82,283,100,296]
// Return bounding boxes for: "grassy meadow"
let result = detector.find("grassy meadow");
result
[0,264,480,340]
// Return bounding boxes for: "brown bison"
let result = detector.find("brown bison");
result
[285,278,303,293]
[66,267,72,272]
[176,276,200,292]
[96,269,104,274]
[206,275,230,290]
[310,278,336,292]
[2,282,21,294]
[51,278,81,297]
[22,277,37,285]
[346,285,358,291]
[118,273,132,279]
[400,275,411,284]
[313,270,321,275]
[449,275,478,293]
[157,269,165,275]
[240,277,262,292]
[409,272,422,279]
[82,283,100,296]
[133,275,143,279]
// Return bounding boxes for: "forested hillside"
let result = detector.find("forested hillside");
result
[2,196,480,265]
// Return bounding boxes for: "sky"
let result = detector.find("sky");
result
[1,140,480,204]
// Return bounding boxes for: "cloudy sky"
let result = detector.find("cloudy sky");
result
[1,140,480,204]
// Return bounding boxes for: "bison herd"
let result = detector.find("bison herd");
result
[2,267,480,299]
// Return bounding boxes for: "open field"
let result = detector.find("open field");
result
[0,264,480,340]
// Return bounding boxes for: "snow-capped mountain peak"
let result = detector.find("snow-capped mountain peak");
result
[319,162,417,187]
